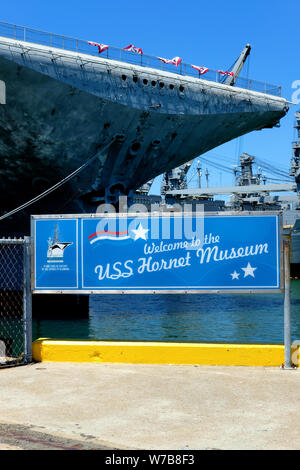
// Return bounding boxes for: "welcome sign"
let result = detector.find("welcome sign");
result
[31,213,282,293]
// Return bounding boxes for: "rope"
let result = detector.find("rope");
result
[0,141,112,222]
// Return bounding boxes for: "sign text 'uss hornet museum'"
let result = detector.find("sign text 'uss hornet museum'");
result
[32,212,282,294]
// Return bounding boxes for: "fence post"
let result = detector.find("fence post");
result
[283,238,292,369]
[23,236,32,363]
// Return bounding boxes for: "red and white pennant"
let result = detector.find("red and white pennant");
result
[88,41,234,78]
[217,70,234,77]
[123,44,143,55]
[192,65,209,75]
[88,41,109,54]
[157,56,182,67]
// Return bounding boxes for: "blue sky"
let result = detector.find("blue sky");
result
[1,0,298,191]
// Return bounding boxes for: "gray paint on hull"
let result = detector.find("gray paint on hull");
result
[0,37,288,216]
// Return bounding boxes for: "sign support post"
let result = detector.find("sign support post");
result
[23,236,32,363]
[283,239,293,369]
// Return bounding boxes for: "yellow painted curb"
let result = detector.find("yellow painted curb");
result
[32,339,299,366]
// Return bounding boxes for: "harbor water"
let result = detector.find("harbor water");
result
[33,280,300,345]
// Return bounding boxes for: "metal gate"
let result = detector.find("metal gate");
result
[0,237,32,367]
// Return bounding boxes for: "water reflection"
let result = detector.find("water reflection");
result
[32,280,300,344]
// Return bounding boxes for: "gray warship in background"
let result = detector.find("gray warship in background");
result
[226,151,300,274]
[0,21,289,234]
[145,112,300,275]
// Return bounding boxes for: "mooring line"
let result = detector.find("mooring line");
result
[0,141,112,222]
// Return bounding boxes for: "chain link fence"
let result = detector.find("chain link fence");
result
[0,237,32,367]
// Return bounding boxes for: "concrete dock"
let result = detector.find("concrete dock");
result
[0,362,300,450]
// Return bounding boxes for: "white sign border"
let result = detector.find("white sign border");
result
[31,211,283,294]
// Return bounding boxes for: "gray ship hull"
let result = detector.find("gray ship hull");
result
[0,36,288,233]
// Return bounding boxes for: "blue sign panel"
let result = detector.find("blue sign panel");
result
[34,218,78,290]
[32,213,282,293]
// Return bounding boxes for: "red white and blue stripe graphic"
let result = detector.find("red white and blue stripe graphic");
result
[88,230,130,244]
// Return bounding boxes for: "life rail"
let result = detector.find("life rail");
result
[0,20,281,97]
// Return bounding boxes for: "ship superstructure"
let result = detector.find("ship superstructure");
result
[291,112,300,193]
[229,153,282,211]
[162,123,300,273]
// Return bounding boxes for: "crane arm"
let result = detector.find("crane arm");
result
[224,44,251,86]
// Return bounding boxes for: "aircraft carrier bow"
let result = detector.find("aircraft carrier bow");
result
[0,22,289,232]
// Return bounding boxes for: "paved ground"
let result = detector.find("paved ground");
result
[0,362,299,450]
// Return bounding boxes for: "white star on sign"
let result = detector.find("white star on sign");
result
[131,223,149,241]
[230,271,240,280]
[241,262,257,278]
